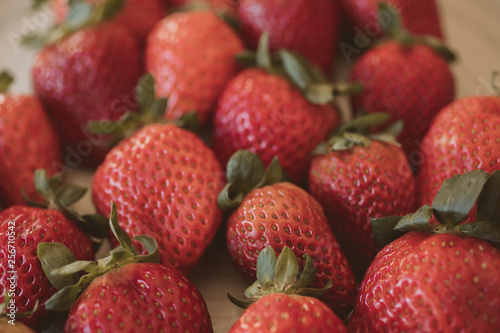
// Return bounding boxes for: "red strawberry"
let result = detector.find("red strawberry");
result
[0,72,61,207]
[40,203,212,332]
[228,247,347,333]
[417,95,500,215]
[146,10,244,126]
[238,0,340,74]
[349,170,500,332]
[308,113,416,278]
[219,151,356,316]
[342,0,444,40]
[213,34,343,183]
[0,171,98,331]
[349,4,455,160]
[31,1,143,166]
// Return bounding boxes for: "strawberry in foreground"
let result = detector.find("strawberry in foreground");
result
[146,8,244,126]
[349,170,500,332]
[228,246,347,332]
[0,170,105,331]
[350,3,455,161]
[309,113,416,278]
[39,202,213,333]
[0,71,61,207]
[418,75,500,215]
[31,0,143,166]
[238,0,340,74]
[219,150,356,316]
[91,73,224,274]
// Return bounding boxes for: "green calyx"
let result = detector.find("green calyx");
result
[491,71,500,96]
[0,70,14,94]
[372,170,500,250]
[236,32,363,105]
[378,3,457,62]
[38,202,159,311]
[217,150,284,211]
[313,112,403,154]
[24,169,109,239]
[228,246,332,309]
[88,72,198,147]
[23,0,126,47]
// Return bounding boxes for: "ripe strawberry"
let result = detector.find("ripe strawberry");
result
[40,203,212,332]
[146,10,244,126]
[0,72,61,207]
[238,0,340,74]
[0,170,98,331]
[349,4,455,160]
[417,95,500,214]
[349,170,500,332]
[228,247,347,333]
[308,113,416,278]
[31,1,143,166]
[213,34,343,183]
[219,151,356,316]
[342,0,444,40]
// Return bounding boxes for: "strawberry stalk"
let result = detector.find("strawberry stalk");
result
[37,202,159,311]
[378,3,456,62]
[228,246,332,309]
[372,170,500,249]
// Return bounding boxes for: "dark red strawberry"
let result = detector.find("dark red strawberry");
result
[40,203,213,332]
[0,170,102,331]
[308,113,416,278]
[146,10,244,126]
[349,170,500,332]
[238,0,340,74]
[342,0,444,40]
[31,0,143,166]
[350,4,455,161]
[0,72,61,207]
[228,247,347,333]
[219,151,356,317]
[417,93,500,216]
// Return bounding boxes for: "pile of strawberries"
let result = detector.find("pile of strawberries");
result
[1,0,499,332]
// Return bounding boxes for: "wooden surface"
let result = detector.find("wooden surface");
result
[0,1,499,332]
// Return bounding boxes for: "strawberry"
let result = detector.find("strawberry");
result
[417,92,500,215]
[238,0,340,74]
[145,10,244,126]
[308,113,416,278]
[39,202,213,332]
[213,33,349,183]
[349,4,455,161]
[0,72,61,207]
[342,0,444,40]
[349,170,500,332]
[91,74,224,274]
[228,247,347,333]
[31,0,143,166]
[219,151,357,317]
[0,170,104,331]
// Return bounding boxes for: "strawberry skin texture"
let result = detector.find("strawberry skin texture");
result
[0,206,94,331]
[342,0,444,39]
[226,182,356,316]
[238,0,339,74]
[65,263,212,333]
[349,231,500,332]
[418,96,500,213]
[32,23,143,167]
[92,124,223,274]
[146,11,244,126]
[229,293,347,333]
[350,42,455,158]
[213,69,339,183]
[0,95,61,207]
[308,141,416,277]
